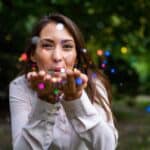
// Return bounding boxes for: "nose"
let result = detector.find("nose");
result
[52,46,63,63]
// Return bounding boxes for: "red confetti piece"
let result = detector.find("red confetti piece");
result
[19,53,28,62]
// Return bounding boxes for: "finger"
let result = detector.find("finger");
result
[73,68,81,76]
[74,68,88,84]
[34,70,48,91]
[27,71,37,80]
[44,74,52,90]
[74,71,88,92]
[47,68,67,91]
[37,80,55,98]
[59,76,67,91]
[44,74,51,81]
[27,72,39,89]
[48,77,63,100]
[66,69,76,93]
[37,70,46,80]
[51,77,58,89]
[80,73,88,84]
[33,72,47,92]
[27,72,33,80]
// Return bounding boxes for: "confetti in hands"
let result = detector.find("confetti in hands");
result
[27,68,88,103]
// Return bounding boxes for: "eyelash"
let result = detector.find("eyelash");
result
[40,42,74,51]
[41,43,54,50]
[63,45,73,50]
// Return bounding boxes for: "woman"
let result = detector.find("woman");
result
[9,13,118,150]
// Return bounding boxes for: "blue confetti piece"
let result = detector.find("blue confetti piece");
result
[103,60,108,64]
[110,68,116,74]
[145,106,150,113]
[104,50,111,57]
[75,77,83,85]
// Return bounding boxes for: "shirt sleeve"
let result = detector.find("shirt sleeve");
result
[9,78,60,150]
[61,87,118,150]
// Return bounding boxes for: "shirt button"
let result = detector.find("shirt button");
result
[45,134,49,138]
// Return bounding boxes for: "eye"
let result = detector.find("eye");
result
[63,44,74,51]
[40,42,54,50]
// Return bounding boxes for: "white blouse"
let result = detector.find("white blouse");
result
[9,75,118,150]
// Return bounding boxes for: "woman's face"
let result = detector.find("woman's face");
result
[31,22,77,71]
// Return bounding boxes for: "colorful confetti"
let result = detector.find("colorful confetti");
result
[97,49,103,56]
[104,50,111,57]
[56,23,64,30]
[38,82,45,90]
[54,88,59,95]
[121,46,128,54]
[31,36,39,45]
[75,77,83,85]
[19,53,28,62]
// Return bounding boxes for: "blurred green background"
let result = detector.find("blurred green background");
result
[0,0,150,149]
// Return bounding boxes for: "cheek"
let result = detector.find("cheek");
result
[36,57,48,68]
[34,50,51,69]
[64,51,77,68]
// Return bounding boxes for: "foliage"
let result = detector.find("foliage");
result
[0,0,150,101]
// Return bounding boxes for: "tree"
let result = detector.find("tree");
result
[0,0,150,104]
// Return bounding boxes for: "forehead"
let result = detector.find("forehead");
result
[39,22,74,40]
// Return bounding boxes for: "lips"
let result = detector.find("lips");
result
[53,67,63,72]
[48,67,66,75]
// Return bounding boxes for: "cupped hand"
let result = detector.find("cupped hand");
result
[27,69,88,103]
[62,68,88,101]
[27,70,63,104]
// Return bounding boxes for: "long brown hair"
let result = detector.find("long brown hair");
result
[24,13,113,120]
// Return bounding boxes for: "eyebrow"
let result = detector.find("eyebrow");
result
[41,38,53,43]
[41,38,74,43]
[61,40,75,47]
[61,39,74,43]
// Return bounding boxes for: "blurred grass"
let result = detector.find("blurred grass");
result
[114,95,150,150]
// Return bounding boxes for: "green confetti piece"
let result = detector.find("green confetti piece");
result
[54,88,59,95]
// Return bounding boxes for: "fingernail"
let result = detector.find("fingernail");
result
[51,77,57,83]
[27,73,31,79]
[39,70,45,76]
[45,74,51,80]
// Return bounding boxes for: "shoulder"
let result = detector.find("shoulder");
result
[10,75,27,86]
[9,75,29,92]
[9,75,32,100]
